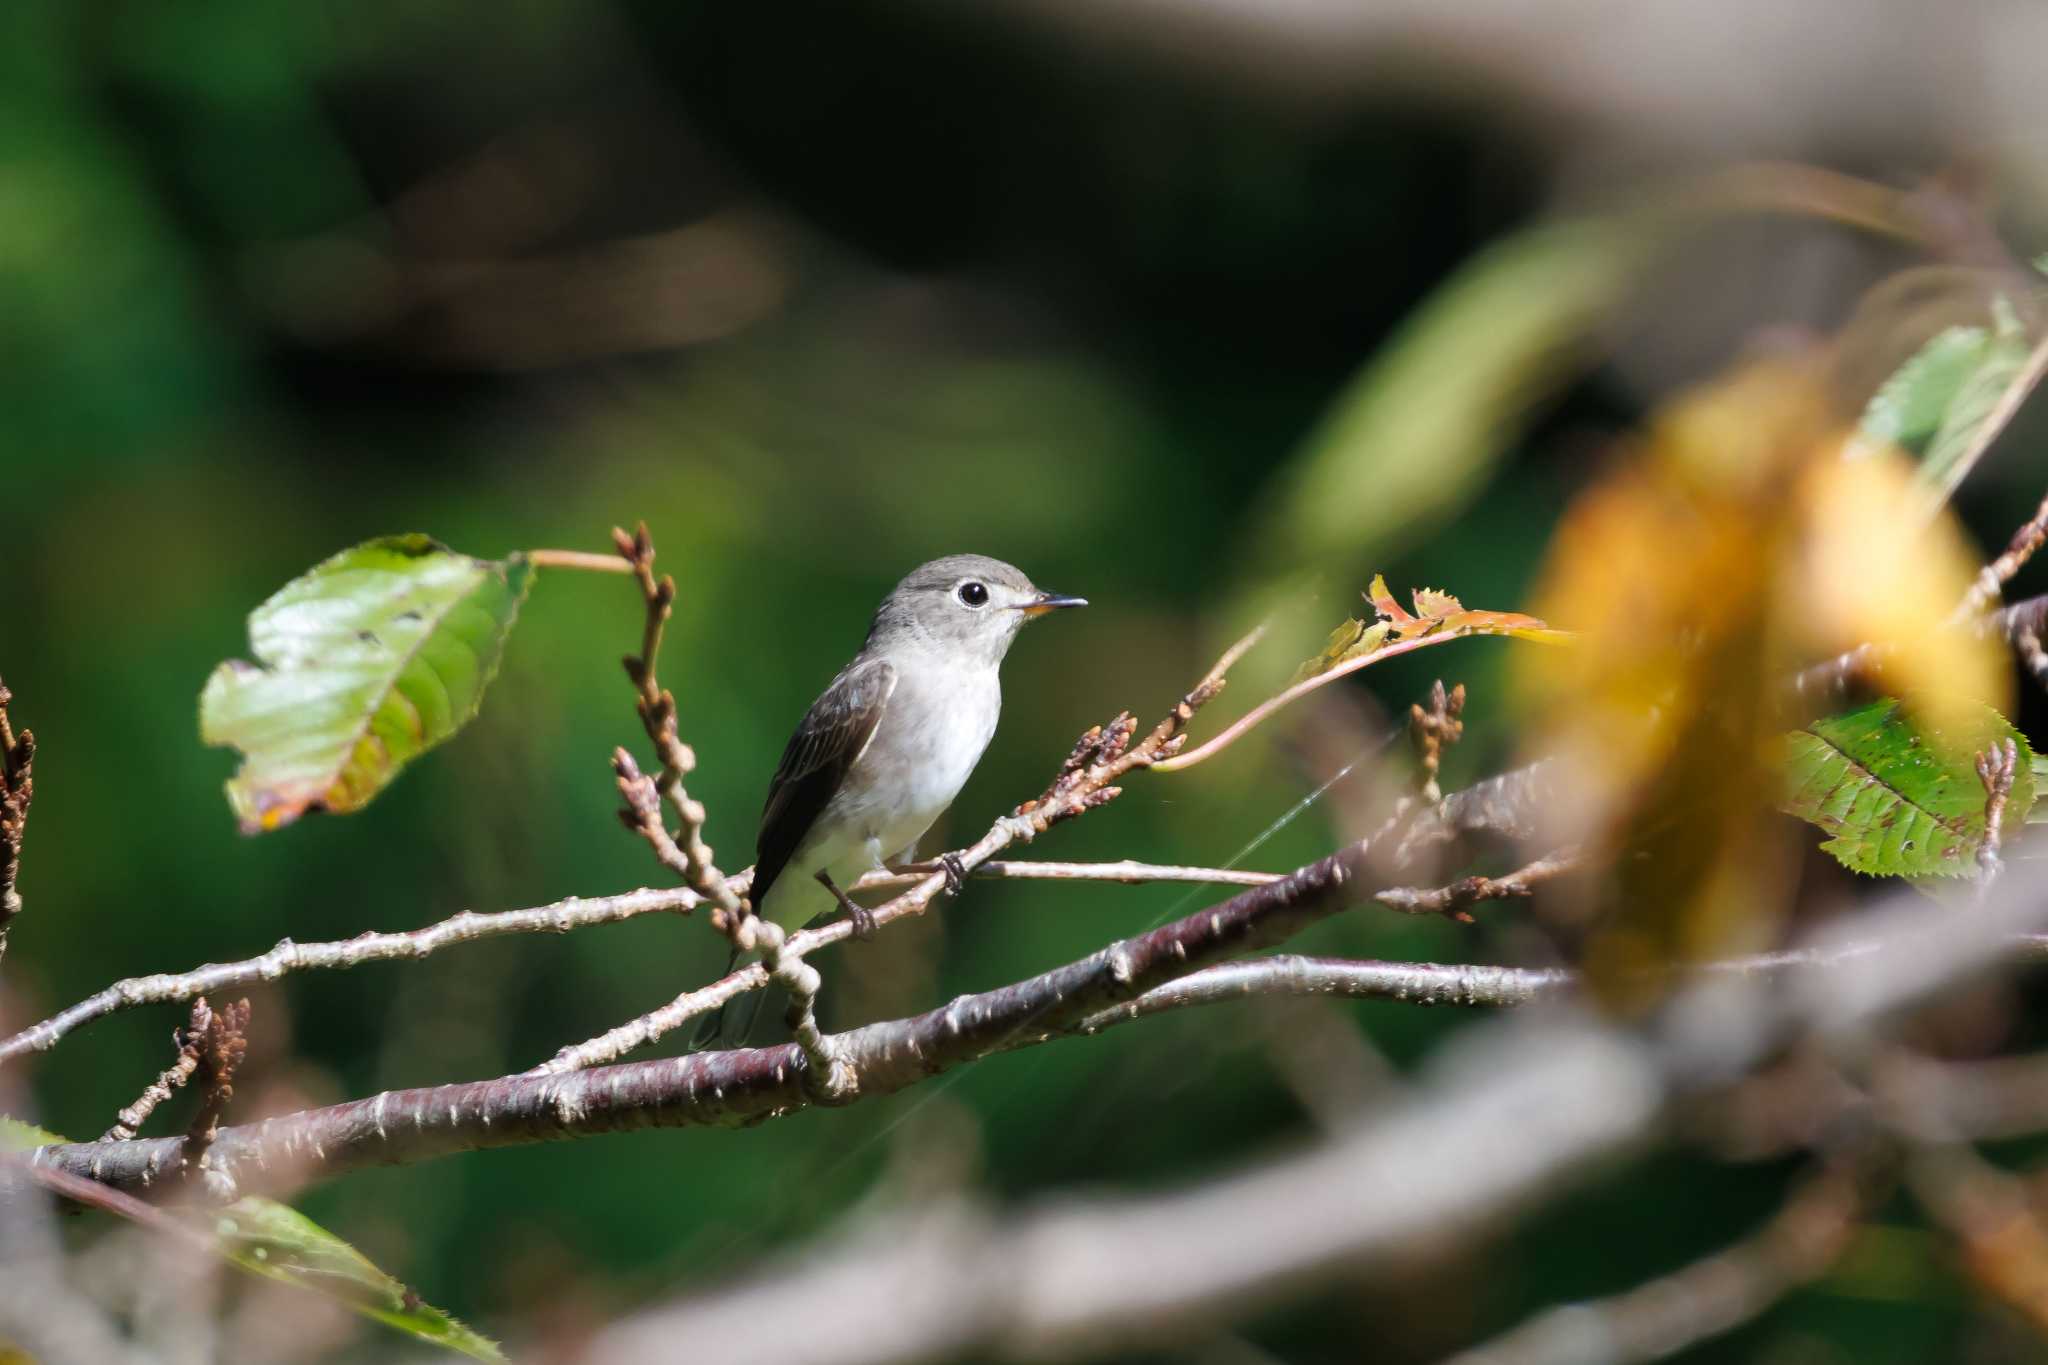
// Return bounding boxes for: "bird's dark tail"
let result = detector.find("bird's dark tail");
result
[688,946,768,1051]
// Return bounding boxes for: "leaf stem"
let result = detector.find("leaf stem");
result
[524,548,636,574]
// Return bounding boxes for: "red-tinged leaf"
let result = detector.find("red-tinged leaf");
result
[1292,576,1568,683]
[1366,574,1417,626]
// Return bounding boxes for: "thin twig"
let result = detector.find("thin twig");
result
[1152,628,1486,774]
[1374,848,1579,924]
[1977,738,2019,890]
[1957,468,2048,621]
[103,1001,213,1142]
[0,677,33,969]
[882,859,1282,889]
[1790,590,2048,701]
[1409,680,1465,804]
[610,523,746,923]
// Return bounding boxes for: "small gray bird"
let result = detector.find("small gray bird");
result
[751,554,1086,940]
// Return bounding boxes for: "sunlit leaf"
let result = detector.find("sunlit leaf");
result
[1780,698,2035,877]
[2,1117,502,1361]
[200,535,533,832]
[1289,575,1566,685]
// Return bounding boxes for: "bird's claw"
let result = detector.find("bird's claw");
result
[850,904,877,940]
[940,852,969,898]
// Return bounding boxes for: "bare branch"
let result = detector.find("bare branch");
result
[1789,590,2048,702]
[1443,1160,1867,1365]
[1410,679,1466,802]
[1078,954,1577,1020]
[0,859,1293,1068]
[1977,738,2020,889]
[1154,628,1488,774]
[610,523,744,923]
[31,841,1384,1196]
[103,1001,213,1142]
[0,677,33,969]
[879,858,1283,890]
[1374,848,1579,923]
[0,886,701,1066]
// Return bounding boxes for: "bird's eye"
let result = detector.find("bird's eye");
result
[956,581,990,608]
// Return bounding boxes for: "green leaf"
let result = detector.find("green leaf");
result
[3,1116,503,1360]
[0,1114,68,1150]
[1779,698,2036,877]
[1853,324,1994,454]
[1918,298,2031,501]
[214,1198,505,1361]
[201,535,533,831]
[1288,618,1389,686]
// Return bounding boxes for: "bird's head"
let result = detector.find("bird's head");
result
[871,554,1086,667]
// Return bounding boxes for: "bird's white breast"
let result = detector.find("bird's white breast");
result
[834,657,1000,859]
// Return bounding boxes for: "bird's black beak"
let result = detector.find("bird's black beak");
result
[1019,591,1088,618]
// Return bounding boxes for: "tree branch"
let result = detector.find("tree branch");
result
[1788,590,2048,702]
[102,1001,212,1142]
[0,886,702,1066]
[609,523,745,924]
[29,841,1381,1196]
[572,853,2048,1365]
[0,859,1303,1067]
[0,677,33,969]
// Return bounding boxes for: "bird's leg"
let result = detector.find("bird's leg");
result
[939,852,969,898]
[815,870,876,940]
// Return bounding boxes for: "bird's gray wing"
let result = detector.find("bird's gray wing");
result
[752,656,897,911]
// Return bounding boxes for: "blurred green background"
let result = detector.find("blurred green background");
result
[8,1,2048,1360]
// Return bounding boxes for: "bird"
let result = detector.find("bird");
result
[702,554,1085,1045]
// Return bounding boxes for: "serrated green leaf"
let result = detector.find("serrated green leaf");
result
[201,535,533,832]
[1853,324,1992,454]
[0,1115,67,1151]
[1779,698,2036,877]
[3,1116,502,1360]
